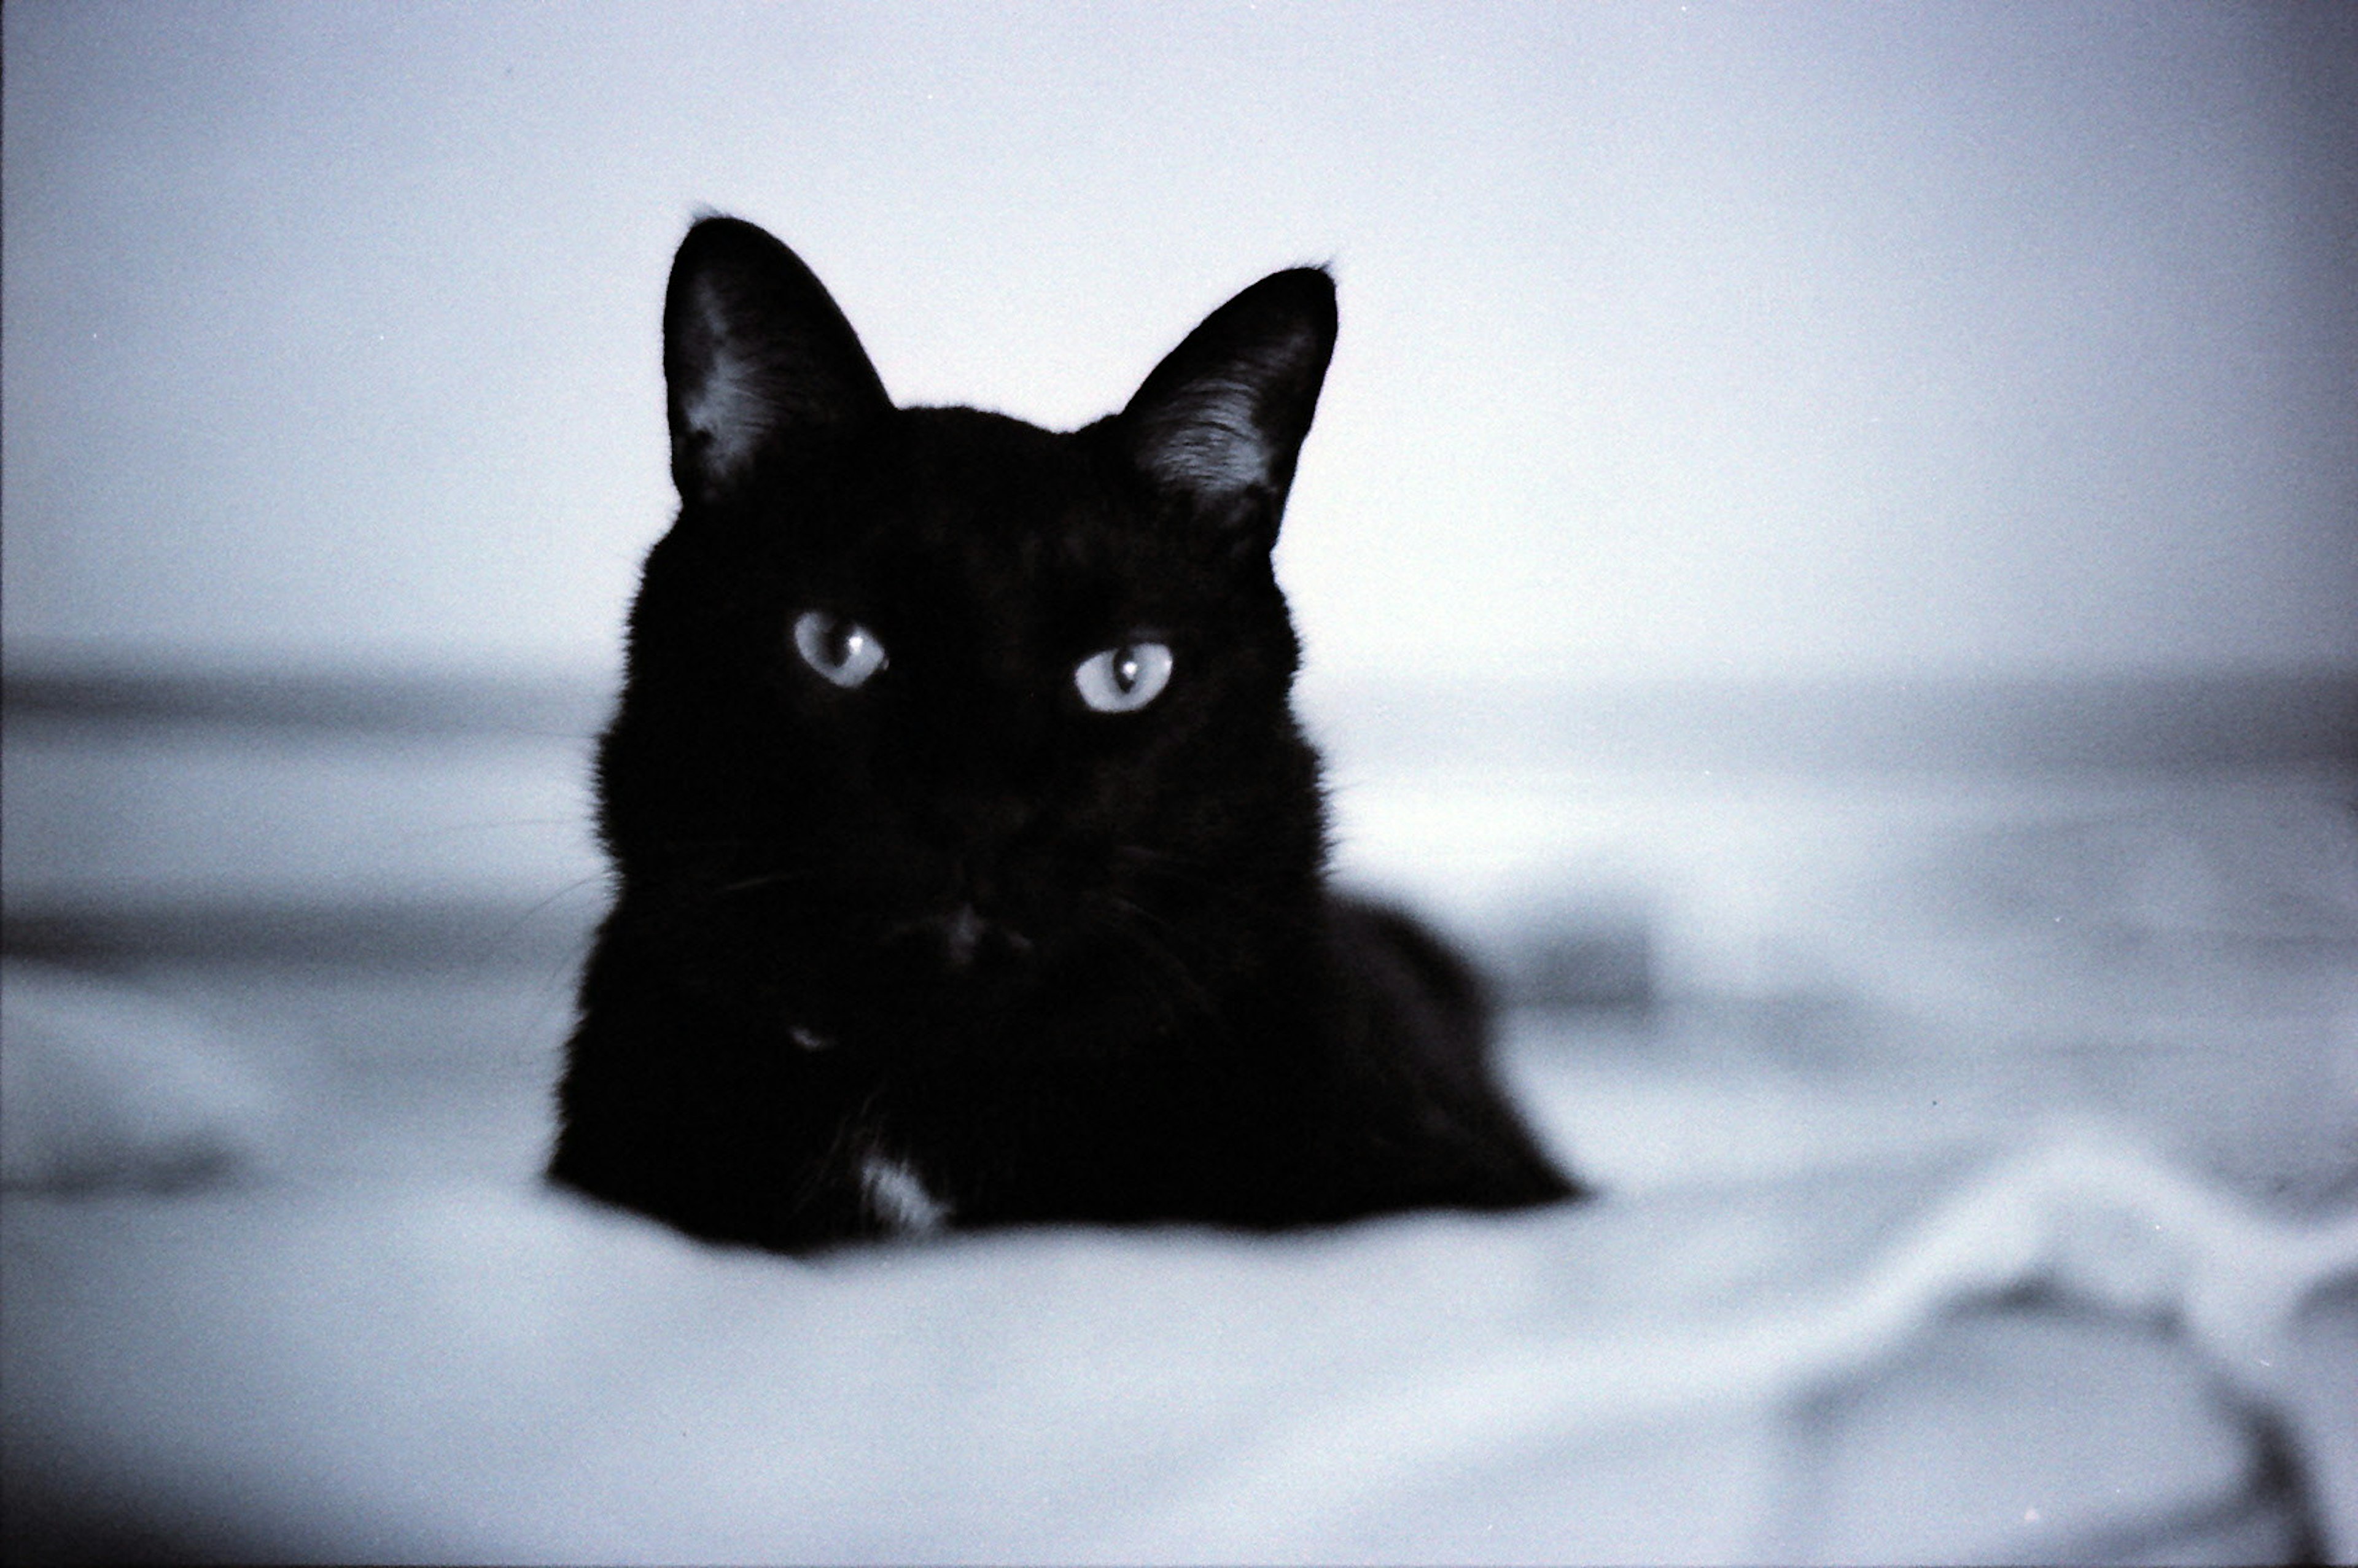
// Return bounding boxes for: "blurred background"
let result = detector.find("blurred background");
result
[5,0,2354,1187]
[6,6,2357,1561]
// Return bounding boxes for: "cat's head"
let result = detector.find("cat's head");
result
[604,217,1336,1039]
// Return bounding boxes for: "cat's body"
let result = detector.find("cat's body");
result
[550,217,1576,1249]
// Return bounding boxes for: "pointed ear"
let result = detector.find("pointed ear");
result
[663,216,892,506]
[1119,267,1337,550]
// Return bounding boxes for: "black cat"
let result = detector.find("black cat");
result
[549,217,1578,1248]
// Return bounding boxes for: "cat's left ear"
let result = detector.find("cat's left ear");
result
[1119,267,1337,553]
[664,216,892,507]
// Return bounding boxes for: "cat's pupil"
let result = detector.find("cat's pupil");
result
[1113,650,1143,691]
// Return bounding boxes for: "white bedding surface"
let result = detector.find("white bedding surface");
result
[7,1116,2352,1564]
[5,764,2355,1562]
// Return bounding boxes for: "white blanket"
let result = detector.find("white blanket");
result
[6,966,2353,1564]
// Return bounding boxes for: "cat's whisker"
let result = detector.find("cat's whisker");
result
[507,873,614,929]
[647,836,809,855]
[710,869,817,898]
[1116,845,1285,923]
[1097,893,1227,1032]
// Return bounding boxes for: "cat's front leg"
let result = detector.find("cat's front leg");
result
[549,979,900,1251]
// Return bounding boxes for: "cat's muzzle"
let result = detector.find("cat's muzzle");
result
[884,901,1037,982]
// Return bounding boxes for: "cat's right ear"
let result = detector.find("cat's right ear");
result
[1119,266,1337,556]
[663,217,892,506]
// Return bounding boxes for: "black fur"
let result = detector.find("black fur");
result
[550,217,1578,1248]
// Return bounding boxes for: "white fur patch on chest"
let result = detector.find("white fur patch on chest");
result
[857,1151,950,1236]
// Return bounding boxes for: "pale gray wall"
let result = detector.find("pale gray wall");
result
[5,1,2352,683]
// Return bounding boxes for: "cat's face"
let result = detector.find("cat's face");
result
[602,220,1337,1042]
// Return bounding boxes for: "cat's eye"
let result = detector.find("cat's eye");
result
[1073,641,1173,713]
[792,610,889,689]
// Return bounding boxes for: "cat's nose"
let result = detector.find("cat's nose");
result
[941,902,986,969]
[889,901,1034,979]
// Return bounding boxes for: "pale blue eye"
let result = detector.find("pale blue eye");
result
[1074,641,1173,713]
[792,610,888,689]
